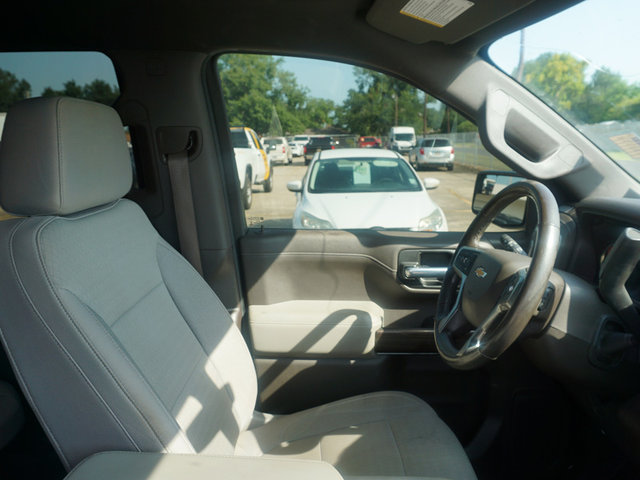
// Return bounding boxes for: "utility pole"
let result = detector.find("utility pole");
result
[392,93,398,126]
[423,93,428,135]
[516,29,526,82]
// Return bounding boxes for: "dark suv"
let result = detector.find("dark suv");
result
[304,136,335,164]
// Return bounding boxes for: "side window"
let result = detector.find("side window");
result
[217,53,509,232]
[0,51,120,220]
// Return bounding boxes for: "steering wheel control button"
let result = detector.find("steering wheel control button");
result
[455,249,478,275]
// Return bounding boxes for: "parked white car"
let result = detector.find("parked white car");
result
[288,136,306,157]
[230,126,272,209]
[287,148,447,231]
[410,138,455,170]
[263,136,292,164]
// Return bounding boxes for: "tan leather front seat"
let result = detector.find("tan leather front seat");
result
[0,97,476,479]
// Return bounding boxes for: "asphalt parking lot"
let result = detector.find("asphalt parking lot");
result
[246,156,480,231]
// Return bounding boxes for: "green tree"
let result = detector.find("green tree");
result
[304,98,336,129]
[575,69,640,123]
[617,90,640,121]
[337,68,424,136]
[41,79,119,105]
[0,69,31,111]
[522,53,587,112]
[83,79,120,105]
[220,55,296,134]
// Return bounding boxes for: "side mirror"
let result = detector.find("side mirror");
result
[287,180,303,193]
[472,171,527,227]
[422,177,440,190]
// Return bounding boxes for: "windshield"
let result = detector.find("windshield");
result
[264,138,283,145]
[488,0,640,180]
[308,157,422,193]
[394,133,414,141]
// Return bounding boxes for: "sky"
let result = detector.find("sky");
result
[0,0,638,103]
[488,0,640,83]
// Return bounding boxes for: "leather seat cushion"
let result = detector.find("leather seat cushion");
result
[236,391,475,479]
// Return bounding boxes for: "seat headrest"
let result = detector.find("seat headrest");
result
[0,97,132,216]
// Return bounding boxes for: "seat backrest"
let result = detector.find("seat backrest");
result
[0,97,257,470]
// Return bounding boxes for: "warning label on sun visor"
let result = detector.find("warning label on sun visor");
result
[400,0,474,28]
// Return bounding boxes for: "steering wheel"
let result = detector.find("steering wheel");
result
[434,181,560,369]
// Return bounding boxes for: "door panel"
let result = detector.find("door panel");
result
[239,229,494,445]
[240,229,463,328]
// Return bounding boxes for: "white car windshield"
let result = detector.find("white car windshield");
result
[308,157,422,193]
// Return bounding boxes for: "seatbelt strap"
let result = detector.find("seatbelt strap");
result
[167,150,204,275]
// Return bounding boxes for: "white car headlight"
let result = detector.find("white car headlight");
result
[418,210,444,231]
[300,212,333,229]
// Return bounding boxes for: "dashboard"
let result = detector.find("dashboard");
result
[513,196,640,460]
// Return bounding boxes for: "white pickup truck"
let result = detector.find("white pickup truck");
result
[230,126,273,209]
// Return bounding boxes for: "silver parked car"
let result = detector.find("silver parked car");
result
[410,138,455,171]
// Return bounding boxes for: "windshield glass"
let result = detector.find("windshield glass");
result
[488,0,640,180]
[308,157,421,193]
[264,138,283,145]
[394,133,414,141]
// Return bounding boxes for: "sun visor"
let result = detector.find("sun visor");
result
[366,0,534,44]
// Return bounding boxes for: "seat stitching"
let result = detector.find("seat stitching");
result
[167,355,205,412]
[387,420,407,475]
[156,241,245,424]
[157,241,234,321]
[0,219,72,469]
[0,326,71,470]
[6,217,139,465]
[34,215,193,453]
[58,286,193,452]
[57,198,122,221]
[109,281,163,328]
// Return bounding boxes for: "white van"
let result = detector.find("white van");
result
[388,126,416,154]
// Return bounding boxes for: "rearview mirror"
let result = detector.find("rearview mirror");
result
[422,177,440,190]
[287,180,303,192]
[472,171,527,227]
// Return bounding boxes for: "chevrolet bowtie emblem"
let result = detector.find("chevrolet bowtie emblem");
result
[474,267,487,278]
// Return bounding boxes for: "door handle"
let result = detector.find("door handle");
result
[403,266,448,280]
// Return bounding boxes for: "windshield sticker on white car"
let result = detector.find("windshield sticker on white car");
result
[400,0,474,28]
[353,162,371,185]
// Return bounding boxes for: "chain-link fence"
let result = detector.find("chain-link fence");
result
[417,132,510,171]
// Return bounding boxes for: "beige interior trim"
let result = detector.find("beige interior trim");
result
[66,452,344,480]
[249,300,383,358]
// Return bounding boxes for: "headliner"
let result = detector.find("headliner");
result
[0,0,582,59]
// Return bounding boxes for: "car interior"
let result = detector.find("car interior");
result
[0,1,639,480]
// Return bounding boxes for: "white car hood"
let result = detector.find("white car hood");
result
[301,191,443,230]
